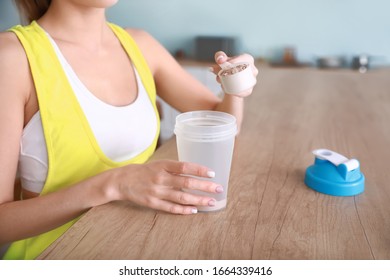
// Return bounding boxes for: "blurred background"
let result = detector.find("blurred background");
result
[1,0,389,68]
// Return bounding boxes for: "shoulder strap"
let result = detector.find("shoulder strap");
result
[108,23,157,104]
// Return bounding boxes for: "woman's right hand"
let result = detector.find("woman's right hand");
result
[108,160,223,214]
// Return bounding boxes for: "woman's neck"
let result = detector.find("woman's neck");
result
[36,1,112,51]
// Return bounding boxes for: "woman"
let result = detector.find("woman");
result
[0,0,258,259]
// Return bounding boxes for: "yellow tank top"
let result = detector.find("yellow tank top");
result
[4,21,160,259]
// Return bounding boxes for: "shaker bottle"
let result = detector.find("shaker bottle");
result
[174,110,237,211]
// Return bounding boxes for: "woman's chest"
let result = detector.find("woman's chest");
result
[58,42,138,107]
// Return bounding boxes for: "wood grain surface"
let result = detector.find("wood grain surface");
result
[38,65,390,259]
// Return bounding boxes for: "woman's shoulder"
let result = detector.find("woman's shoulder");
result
[114,26,162,55]
[0,31,19,50]
[0,31,32,100]
[0,31,28,65]
[122,27,167,71]
[123,27,157,46]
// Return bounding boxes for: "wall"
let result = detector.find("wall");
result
[106,0,389,67]
[1,0,389,67]
[0,1,19,29]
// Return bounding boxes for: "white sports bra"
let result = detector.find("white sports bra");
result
[18,33,158,194]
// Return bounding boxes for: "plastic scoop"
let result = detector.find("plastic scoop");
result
[217,61,256,94]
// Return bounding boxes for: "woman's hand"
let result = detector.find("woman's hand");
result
[210,51,259,98]
[110,160,222,215]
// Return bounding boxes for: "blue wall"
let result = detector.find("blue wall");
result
[2,0,389,67]
[0,1,19,29]
[106,0,389,67]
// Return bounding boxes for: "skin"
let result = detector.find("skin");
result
[0,0,258,245]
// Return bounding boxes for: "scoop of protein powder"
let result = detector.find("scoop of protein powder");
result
[218,61,256,94]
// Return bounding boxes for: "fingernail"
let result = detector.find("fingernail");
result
[216,186,224,193]
[208,199,216,206]
[216,55,225,63]
[191,208,198,214]
[207,171,215,178]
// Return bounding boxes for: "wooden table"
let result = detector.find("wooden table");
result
[39,66,390,260]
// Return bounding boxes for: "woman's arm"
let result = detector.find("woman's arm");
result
[0,32,29,206]
[0,32,96,244]
[127,29,258,131]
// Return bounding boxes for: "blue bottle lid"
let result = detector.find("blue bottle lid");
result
[304,149,365,196]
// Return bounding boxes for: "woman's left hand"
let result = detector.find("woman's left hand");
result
[210,51,259,98]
